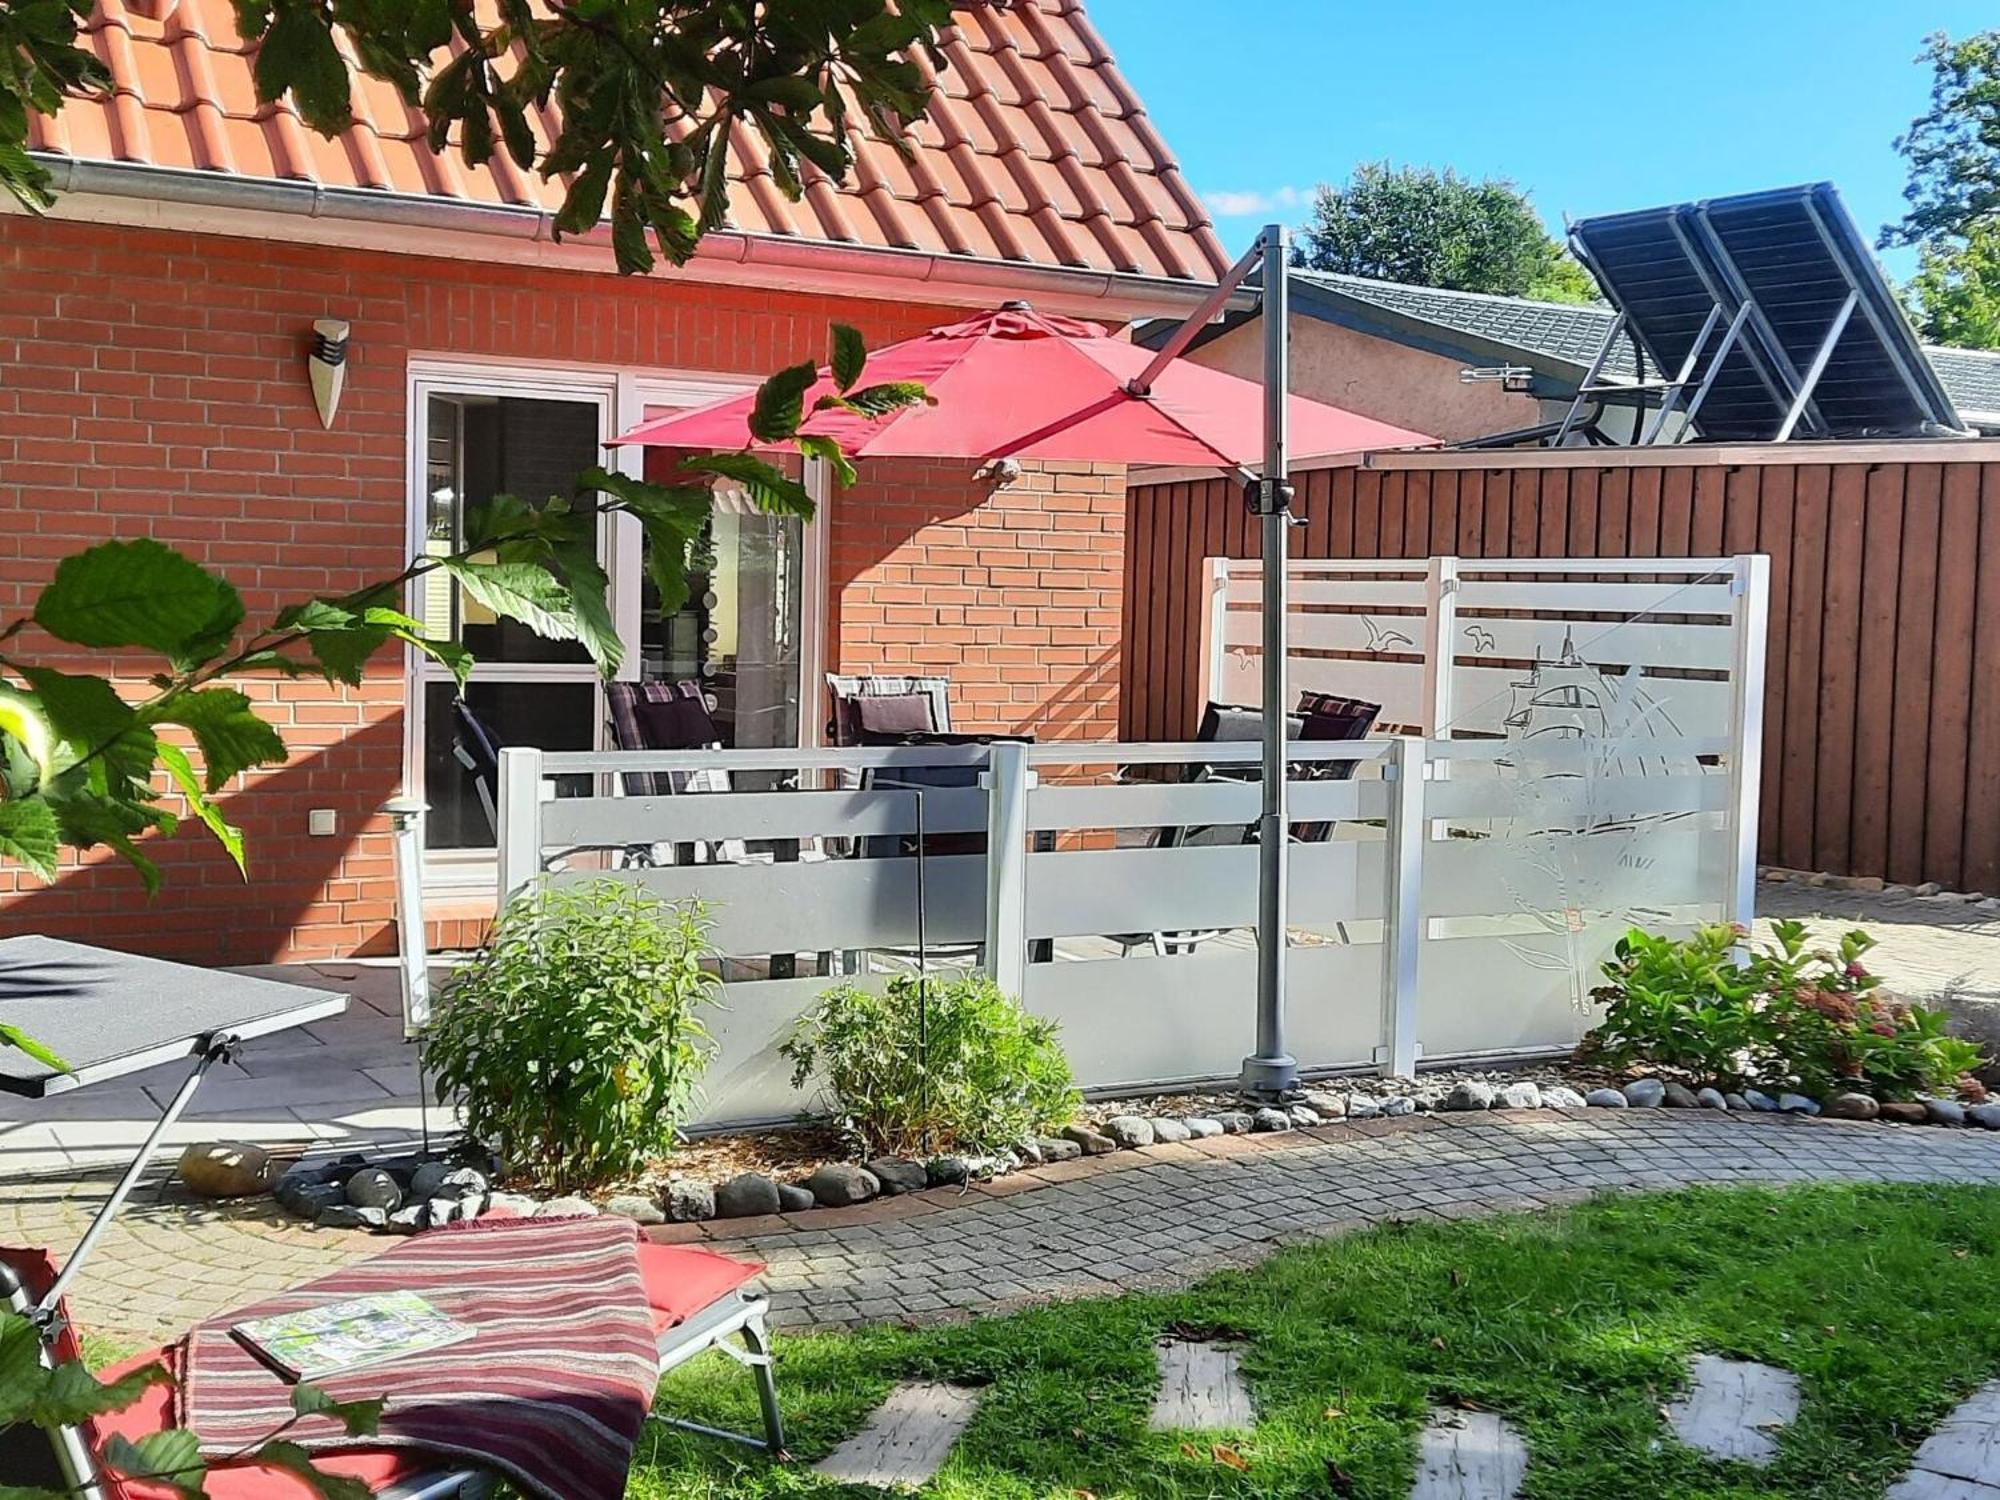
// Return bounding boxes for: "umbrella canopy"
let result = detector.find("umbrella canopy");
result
[614,304,1435,466]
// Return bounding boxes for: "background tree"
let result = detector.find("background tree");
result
[1884,31,2000,348]
[2,0,952,273]
[1293,161,1599,305]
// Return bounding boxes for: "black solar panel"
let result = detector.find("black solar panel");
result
[1571,183,1964,442]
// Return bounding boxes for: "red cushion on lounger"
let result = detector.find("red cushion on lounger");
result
[72,1243,763,1498]
[636,1243,762,1331]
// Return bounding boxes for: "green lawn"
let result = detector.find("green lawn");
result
[634,1184,2000,1499]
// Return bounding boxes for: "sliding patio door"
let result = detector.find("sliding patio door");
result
[403,365,828,885]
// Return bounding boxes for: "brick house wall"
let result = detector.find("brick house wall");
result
[0,215,1129,963]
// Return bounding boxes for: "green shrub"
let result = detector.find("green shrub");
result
[1587,918,1983,1098]
[782,972,1079,1156]
[427,881,717,1190]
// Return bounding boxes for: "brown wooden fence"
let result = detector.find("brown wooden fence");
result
[1122,444,2000,894]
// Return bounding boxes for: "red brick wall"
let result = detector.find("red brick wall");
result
[0,215,1125,963]
[829,457,1127,739]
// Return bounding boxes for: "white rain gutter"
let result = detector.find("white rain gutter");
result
[25,156,1249,321]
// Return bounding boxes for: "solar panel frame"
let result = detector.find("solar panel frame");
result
[1569,183,1965,442]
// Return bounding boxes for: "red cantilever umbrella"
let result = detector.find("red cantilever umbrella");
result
[614,303,1433,465]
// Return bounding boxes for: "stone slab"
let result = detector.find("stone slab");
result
[1664,1355,1800,1465]
[813,1381,982,1488]
[1148,1339,1255,1431]
[1889,1381,2000,1495]
[1411,1409,1527,1499]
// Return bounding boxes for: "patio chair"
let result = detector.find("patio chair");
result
[0,1232,787,1497]
[449,698,503,838]
[826,674,953,749]
[604,679,737,867]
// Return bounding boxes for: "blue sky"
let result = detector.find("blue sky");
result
[1088,0,1993,282]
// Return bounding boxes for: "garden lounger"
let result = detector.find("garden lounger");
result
[1,1236,786,1498]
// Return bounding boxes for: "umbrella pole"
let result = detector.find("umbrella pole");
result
[1241,223,1299,1102]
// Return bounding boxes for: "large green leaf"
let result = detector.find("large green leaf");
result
[440,559,580,643]
[796,434,858,488]
[748,360,819,444]
[30,1356,173,1426]
[157,741,245,873]
[252,3,351,133]
[680,453,815,518]
[0,1311,47,1426]
[291,1382,385,1435]
[104,1427,205,1499]
[0,1021,67,1075]
[15,667,154,789]
[0,798,59,881]
[816,380,933,421]
[33,540,244,667]
[549,539,624,677]
[143,689,287,793]
[51,790,174,895]
[0,684,56,784]
[830,323,867,393]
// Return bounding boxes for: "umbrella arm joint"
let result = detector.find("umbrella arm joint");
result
[1243,475,1294,516]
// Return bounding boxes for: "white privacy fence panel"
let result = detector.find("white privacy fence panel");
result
[491,556,1763,1126]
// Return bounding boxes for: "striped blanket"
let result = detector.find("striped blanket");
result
[178,1216,659,1500]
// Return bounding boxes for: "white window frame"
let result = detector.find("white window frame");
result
[402,355,833,888]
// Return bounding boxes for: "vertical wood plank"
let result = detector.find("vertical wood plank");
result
[1567,467,1600,559]
[1598,467,1631,557]
[1537,467,1570,559]
[1403,469,1432,559]
[1816,465,1868,874]
[1330,466,1358,558]
[1928,464,1980,888]
[1782,466,1831,871]
[1889,464,1942,885]
[1964,464,2000,894]
[1301,463,1331,560]
[1458,469,1487,554]
[1630,467,1665,556]
[1485,467,1513,555]
[1659,467,1694,555]
[1507,468,1540,556]
[1355,468,1383,559]
[1691,465,1727,555]
[1430,469,1460,556]
[1849,463,1906,879]
[1753,465,1795,861]
[1125,484,1156,740]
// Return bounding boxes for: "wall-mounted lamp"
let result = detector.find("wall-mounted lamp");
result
[974,455,1023,486]
[309,318,350,428]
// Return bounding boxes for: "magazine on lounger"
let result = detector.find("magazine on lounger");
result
[230,1290,476,1381]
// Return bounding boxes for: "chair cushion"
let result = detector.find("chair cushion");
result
[855,692,936,735]
[71,1243,764,1499]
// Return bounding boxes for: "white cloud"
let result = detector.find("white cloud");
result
[1202,185,1306,218]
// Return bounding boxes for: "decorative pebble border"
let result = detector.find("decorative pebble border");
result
[205,1067,1996,1234]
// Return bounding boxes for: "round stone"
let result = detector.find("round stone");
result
[1926,1098,1968,1126]
[714,1173,782,1218]
[316,1204,387,1231]
[1149,1118,1192,1144]
[1661,1081,1701,1109]
[1777,1093,1821,1115]
[344,1167,403,1211]
[1302,1091,1347,1119]
[1216,1112,1256,1135]
[1035,1136,1083,1163]
[1585,1088,1628,1108]
[864,1158,929,1196]
[1444,1080,1496,1111]
[664,1180,716,1221]
[1696,1087,1729,1110]
[1541,1086,1587,1110]
[1967,1103,2000,1130]
[806,1163,879,1207]
[1103,1116,1156,1149]
[1346,1096,1383,1120]
[1251,1106,1292,1133]
[1287,1103,1322,1128]
[1182,1118,1224,1138]
[1724,1093,1750,1111]
[1743,1089,1780,1112]
[1498,1082,1542,1110]
[1877,1100,1929,1125]
[1382,1095,1418,1117]
[408,1161,452,1200]
[927,1156,973,1185]
[535,1195,599,1219]
[484,1192,539,1217]
[1060,1123,1118,1155]
[1822,1092,1880,1121]
[1623,1079,1667,1109]
[776,1183,817,1213]
[439,1167,489,1197]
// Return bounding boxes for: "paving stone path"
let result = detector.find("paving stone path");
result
[15,1108,2000,1350]
[1664,1355,1800,1466]
[1888,1381,2000,1499]
[1410,1409,1528,1500]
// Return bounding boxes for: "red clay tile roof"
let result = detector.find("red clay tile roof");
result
[27,0,1229,283]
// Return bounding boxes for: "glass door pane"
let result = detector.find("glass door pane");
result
[415,388,609,857]
[639,442,805,750]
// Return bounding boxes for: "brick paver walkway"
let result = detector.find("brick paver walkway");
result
[668,1108,2000,1331]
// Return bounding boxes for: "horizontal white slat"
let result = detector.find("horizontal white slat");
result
[1028,777,1386,831]
[1454,616,1736,672]
[1455,556,1738,576]
[1029,740,1393,768]
[543,787,987,846]
[1223,578,1427,608]
[541,744,990,774]
[546,853,987,953]
[1024,839,1384,937]
[1426,772,1731,820]
[1022,942,1381,1087]
[1418,821,1728,919]
[1454,579,1737,615]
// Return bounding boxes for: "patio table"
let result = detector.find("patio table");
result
[0,932,347,1488]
